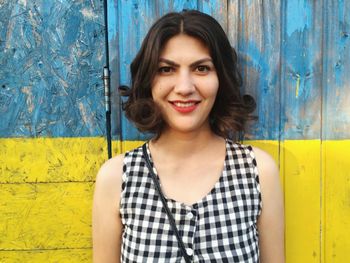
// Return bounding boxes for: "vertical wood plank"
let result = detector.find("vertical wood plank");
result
[322,1,350,262]
[197,0,228,32]
[156,0,197,15]
[231,0,282,140]
[322,141,350,263]
[282,140,321,262]
[281,1,323,262]
[107,0,122,140]
[281,1,323,140]
[117,0,156,143]
[321,0,350,140]
[227,0,239,48]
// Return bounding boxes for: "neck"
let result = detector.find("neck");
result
[150,127,223,156]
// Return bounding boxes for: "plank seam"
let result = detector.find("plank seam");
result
[0,247,92,252]
[0,181,95,185]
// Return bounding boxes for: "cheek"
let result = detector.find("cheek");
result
[200,76,219,98]
[151,85,167,107]
[151,79,171,99]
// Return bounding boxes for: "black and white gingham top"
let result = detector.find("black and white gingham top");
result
[120,139,262,262]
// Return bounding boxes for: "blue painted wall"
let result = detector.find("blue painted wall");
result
[1,0,349,140]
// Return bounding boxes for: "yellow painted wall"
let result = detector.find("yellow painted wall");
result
[1,138,349,262]
[322,141,350,262]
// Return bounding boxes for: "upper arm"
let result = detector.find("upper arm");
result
[253,147,285,263]
[92,154,124,263]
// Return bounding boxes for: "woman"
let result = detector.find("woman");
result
[93,10,284,263]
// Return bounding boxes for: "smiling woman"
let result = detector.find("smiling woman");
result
[92,10,284,263]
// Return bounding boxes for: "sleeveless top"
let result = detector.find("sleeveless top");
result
[120,139,262,262]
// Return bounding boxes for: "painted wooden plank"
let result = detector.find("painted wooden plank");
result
[279,3,323,260]
[321,2,350,262]
[280,3,324,260]
[155,0,197,15]
[231,0,282,140]
[323,140,350,263]
[322,0,350,140]
[0,182,93,250]
[198,0,228,31]
[227,0,239,48]
[282,140,321,262]
[0,249,91,263]
[107,0,124,140]
[322,2,350,261]
[0,138,107,183]
[117,0,154,143]
[281,1,323,140]
[0,137,147,184]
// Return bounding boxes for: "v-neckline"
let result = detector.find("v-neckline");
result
[144,139,229,208]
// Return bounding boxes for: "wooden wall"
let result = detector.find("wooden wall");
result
[1,0,349,262]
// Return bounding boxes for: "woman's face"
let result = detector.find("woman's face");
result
[151,34,219,134]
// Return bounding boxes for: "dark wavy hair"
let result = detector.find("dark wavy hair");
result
[121,10,256,139]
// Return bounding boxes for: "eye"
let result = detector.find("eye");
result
[158,66,174,74]
[195,65,211,73]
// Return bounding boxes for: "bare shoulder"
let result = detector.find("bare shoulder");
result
[251,146,279,181]
[250,146,282,202]
[96,154,124,182]
[94,154,125,207]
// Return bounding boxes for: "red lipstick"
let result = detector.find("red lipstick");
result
[169,100,200,113]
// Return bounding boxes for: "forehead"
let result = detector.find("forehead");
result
[159,34,211,60]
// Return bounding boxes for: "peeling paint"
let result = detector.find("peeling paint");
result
[18,0,27,7]
[295,73,301,98]
[21,86,34,113]
[80,7,98,20]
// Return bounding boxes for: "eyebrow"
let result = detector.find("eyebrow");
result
[158,58,213,68]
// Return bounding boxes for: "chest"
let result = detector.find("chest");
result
[153,153,226,206]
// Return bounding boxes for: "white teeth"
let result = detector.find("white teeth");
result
[173,102,196,108]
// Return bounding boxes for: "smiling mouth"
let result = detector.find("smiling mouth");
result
[171,101,200,108]
[169,100,201,113]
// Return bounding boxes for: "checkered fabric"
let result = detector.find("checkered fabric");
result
[120,139,262,262]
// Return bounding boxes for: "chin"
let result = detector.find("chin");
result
[167,122,210,134]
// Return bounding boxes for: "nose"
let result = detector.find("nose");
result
[174,70,195,95]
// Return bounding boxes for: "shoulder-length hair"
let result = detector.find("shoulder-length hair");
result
[121,10,256,139]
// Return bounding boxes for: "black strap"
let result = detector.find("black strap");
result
[142,144,192,263]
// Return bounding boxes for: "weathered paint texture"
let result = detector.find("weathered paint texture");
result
[1,0,350,263]
[0,0,105,137]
